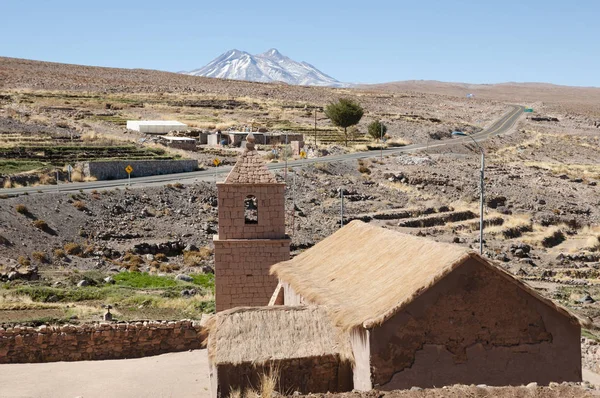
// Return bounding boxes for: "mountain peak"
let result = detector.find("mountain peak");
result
[186,48,346,87]
[263,48,282,57]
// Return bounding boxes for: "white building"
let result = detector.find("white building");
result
[126,120,188,134]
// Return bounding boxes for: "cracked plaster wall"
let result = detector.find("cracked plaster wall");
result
[368,258,581,389]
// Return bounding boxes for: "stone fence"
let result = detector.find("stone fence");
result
[0,320,207,364]
[80,159,199,181]
[582,337,600,373]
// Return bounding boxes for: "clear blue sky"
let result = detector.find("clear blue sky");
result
[2,0,599,86]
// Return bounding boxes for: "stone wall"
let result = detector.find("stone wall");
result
[214,239,290,311]
[0,320,207,364]
[582,338,600,373]
[80,159,198,181]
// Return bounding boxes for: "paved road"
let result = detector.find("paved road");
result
[0,105,524,195]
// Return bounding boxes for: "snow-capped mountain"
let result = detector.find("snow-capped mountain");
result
[186,49,346,87]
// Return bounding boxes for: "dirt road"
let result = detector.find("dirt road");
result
[1,349,598,397]
[0,350,210,398]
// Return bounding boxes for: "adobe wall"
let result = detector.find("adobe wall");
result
[214,239,290,312]
[368,258,581,389]
[217,184,286,240]
[0,320,206,364]
[213,356,352,397]
[82,159,198,180]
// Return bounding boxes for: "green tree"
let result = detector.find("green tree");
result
[368,120,388,141]
[324,98,364,146]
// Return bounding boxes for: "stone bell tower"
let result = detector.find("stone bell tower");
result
[213,134,290,312]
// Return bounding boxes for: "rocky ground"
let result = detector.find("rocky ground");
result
[0,58,600,381]
[297,384,596,397]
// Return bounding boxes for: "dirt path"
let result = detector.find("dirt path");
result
[0,350,597,398]
[0,350,210,398]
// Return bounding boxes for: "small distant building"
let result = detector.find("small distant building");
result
[206,131,304,147]
[158,136,197,151]
[126,120,188,134]
[207,306,353,397]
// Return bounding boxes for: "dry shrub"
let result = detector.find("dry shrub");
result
[39,174,56,185]
[83,244,95,257]
[81,131,99,141]
[358,165,371,174]
[183,247,213,267]
[31,251,49,264]
[357,159,371,174]
[123,252,144,267]
[258,368,279,398]
[64,242,82,255]
[71,170,84,182]
[225,367,279,397]
[32,220,48,230]
[53,249,66,258]
[3,179,12,189]
[15,204,28,214]
[155,253,167,262]
[585,235,600,252]
[18,256,30,267]
[127,263,140,272]
[158,263,171,273]
[387,138,410,147]
[159,263,180,273]
[73,200,87,211]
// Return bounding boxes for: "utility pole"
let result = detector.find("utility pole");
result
[479,151,485,255]
[452,131,485,255]
[340,188,344,228]
[314,108,317,148]
[284,131,288,180]
[292,171,296,236]
[56,169,60,192]
[380,122,384,162]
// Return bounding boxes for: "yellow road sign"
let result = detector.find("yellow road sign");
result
[299,150,307,159]
[213,158,221,167]
[125,165,133,174]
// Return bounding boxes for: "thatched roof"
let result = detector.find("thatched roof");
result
[207,306,353,366]
[223,146,277,184]
[271,221,588,330]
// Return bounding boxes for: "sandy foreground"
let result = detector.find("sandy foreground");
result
[0,350,211,398]
[0,350,599,398]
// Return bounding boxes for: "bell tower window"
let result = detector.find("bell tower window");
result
[244,195,258,224]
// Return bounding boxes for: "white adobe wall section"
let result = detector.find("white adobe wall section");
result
[126,121,188,134]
